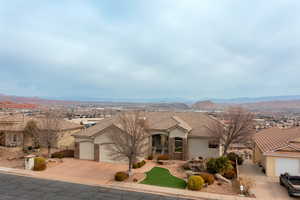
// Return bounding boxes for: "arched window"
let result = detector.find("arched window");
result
[175,137,183,152]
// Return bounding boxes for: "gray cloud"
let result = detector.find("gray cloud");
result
[1,0,300,101]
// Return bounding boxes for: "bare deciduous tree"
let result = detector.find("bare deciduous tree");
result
[40,111,61,158]
[24,120,40,148]
[206,107,254,155]
[107,111,149,174]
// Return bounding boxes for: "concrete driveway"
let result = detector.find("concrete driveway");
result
[35,158,155,185]
[239,160,298,200]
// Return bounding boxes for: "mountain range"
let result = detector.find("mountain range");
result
[1,93,300,112]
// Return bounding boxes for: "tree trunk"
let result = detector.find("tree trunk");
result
[223,144,229,156]
[128,157,133,176]
[47,144,51,158]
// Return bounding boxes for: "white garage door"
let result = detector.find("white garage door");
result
[79,142,94,160]
[275,158,300,176]
[100,144,114,162]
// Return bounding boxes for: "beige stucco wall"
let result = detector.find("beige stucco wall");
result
[265,156,276,177]
[188,138,219,159]
[94,128,149,162]
[253,144,264,164]
[169,128,187,138]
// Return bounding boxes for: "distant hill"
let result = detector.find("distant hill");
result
[0,94,77,105]
[191,100,220,110]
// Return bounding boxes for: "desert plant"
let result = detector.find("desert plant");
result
[223,169,236,179]
[157,154,169,161]
[207,157,233,174]
[206,158,218,174]
[236,176,255,196]
[187,176,205,190]
[33,157,47,171]
[115,172,129,181]
[199,173,215,185]
[227,152,244,165]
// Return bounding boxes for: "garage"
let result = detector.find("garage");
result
[79,142,94,160]
[275,158,300,176]
[99,144,114,162]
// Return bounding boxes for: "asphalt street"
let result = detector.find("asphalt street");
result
[0,173,193,200]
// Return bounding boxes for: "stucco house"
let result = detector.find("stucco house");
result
[253,127,300,177]
[73,111,222,163]
[0,115,83,149]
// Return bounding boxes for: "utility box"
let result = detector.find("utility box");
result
[24,155,36,170]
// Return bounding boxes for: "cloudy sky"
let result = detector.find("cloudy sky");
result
[1,0,300,101]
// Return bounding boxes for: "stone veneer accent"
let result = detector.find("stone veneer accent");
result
[94,144,100,162]
[74,142,79,159]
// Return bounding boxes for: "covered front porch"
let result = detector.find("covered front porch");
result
[149,131,188,160]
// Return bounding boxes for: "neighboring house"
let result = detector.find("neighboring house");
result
[0,115,83,149]
[72,111,222,163]
[253,127,300,177]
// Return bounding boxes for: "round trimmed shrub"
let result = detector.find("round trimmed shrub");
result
[115,172,129,181]
[33,157,47,171]
[187,175,205,191]
[132,163,139,169]
[223,169,236,179]
[199,173,215,185]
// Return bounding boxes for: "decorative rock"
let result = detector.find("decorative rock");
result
[215,173,232,184]
[186,170,194,178]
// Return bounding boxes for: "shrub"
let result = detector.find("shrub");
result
[133,160,146,169]
[187,176,205,190]
[227,152,244,166]
[140,160,146,167]
[157,154,169,160]
[199,173,215,185]
[206,158,218,174]
[147,155,153,160]
[132,163,139,169]
[33,157,47,171]
[115,172,129,181]
[237,156,244,165]
[206,157,233,174]
[51,150,74,158]
[223,169,236,179]
[234,176,255,196]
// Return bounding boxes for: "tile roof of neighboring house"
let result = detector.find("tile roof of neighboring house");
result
[0,115,83,132]
[254,127,300,153]
[73,111,216,138]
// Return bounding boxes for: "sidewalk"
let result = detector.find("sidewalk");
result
[0,167,252,200]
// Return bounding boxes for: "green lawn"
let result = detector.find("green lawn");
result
[141,167,187,189]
